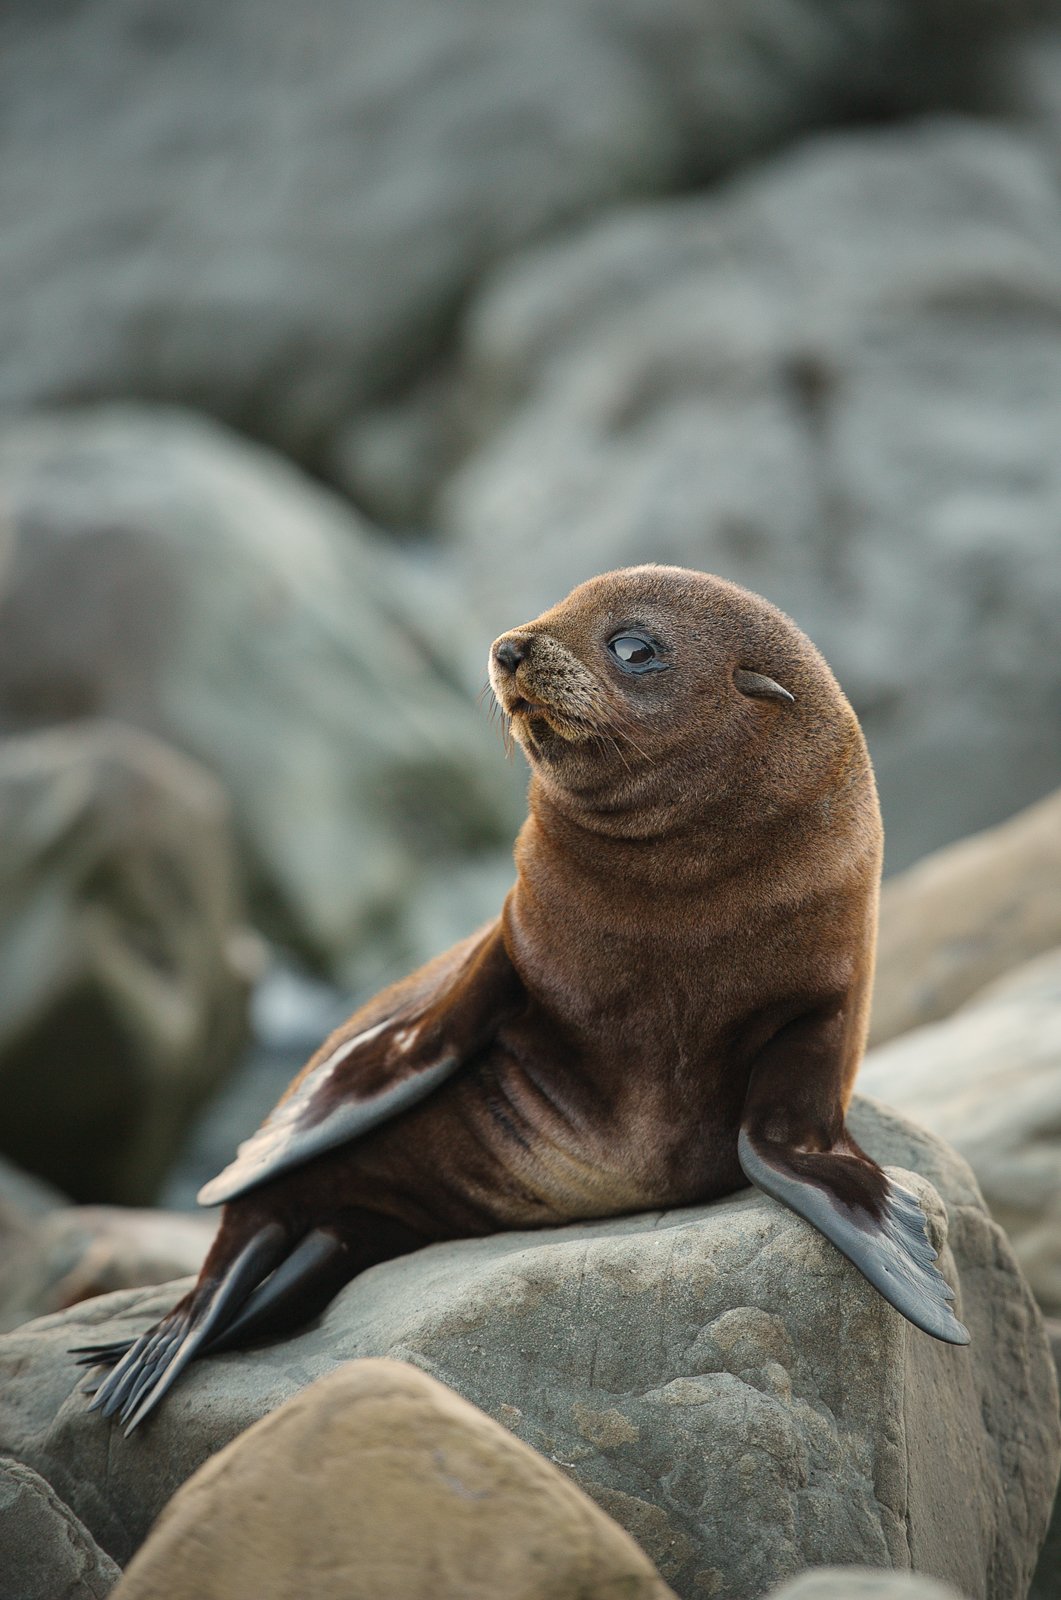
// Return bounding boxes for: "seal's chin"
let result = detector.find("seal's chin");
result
[510,701,590,749]
[488,658,604,754]
[491,691,597,756]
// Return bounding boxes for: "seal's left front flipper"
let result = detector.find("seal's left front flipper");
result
[737,1121,970,1346]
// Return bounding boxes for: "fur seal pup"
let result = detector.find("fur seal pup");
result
[77,563,967,1432]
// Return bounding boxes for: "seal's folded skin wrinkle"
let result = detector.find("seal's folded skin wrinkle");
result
[75,564,968,1432]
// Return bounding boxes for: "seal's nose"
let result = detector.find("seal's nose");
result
[493,637,527,675]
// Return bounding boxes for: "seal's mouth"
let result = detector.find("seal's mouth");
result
[490,677,554,722]
[492,681,591,746]
[507,695,569,738]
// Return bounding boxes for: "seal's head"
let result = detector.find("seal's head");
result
[489,564,862,828]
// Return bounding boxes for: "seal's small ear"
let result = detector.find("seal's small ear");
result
[734,668,795,705]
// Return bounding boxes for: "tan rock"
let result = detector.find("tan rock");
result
[871,788,1061,1047]
[112,1358,675,1600]
[861,948,1061,1316]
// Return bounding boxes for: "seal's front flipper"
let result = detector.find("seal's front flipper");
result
[737,1123,970,1345]
[197,920,523,1208]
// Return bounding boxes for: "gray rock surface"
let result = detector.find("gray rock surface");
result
[0,1205,213,1335]
[871,787,1061,1047]
[443,120,1061,871]
[0,1098,1056,1600]
[0,1,1017,496]
[1030,1318,1061,1600]
[989,17,1061,158]
[0,408,521,985]
[111,1359,676,1600]
[0,720,256,1203]
[0,1154,67,1222]
[861,948,1061,1317]
[0,1455,120,1600]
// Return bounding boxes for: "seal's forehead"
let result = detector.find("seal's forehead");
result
[541,564,743,626]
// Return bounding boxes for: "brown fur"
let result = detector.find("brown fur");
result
[91,564,960,1431]
[210,563,882,1257]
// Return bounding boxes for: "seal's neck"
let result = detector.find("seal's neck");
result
[507,779,779,953]
[522,771,793,869]
[501,787,766,1062]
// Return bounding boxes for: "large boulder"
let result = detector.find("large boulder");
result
[0,720,255,1203]
[1030,1319,1061,1600]
[0,1,1020,499]
[0,1204,213,1335]
[0,1456,119,1600]
[0,1153,67,1222]
[861,949,1061,1317]
[443,120,1061,872]
[0,1098,1055,1600]
[111,1359,676,1600]
[871,787,1061,1047]
[0,408,521,985]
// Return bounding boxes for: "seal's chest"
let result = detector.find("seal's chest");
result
[470,1035,747,1223]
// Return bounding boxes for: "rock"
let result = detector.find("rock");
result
[0,1153,67,1222]
[988,18,1061,161]
[764,1572,970,1598]
[0,1455,120,1600]
[0,1098,1056,1600]
[1030,1319,1061,1600]
[861,949,1061,1317]
[871,787,1061,1047]
[0,1157,66,1333]
[0,1205,214,1335]
[0,720,256,1203]
[0,2,1019,498]
[0,407,521,985]
[443,120,1061,872]
[111,1359,675,1600]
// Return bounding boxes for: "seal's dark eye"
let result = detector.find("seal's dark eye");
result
[608,634,659,672]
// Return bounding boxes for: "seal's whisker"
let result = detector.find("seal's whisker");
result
[598,708,653,764]
[483,694,516,758]
[606,733,632,774]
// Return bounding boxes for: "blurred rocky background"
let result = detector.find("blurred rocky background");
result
[1,1,1060,1597]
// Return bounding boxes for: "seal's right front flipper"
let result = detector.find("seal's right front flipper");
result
[197,920,523,1208]
[737,1123,970,1346]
